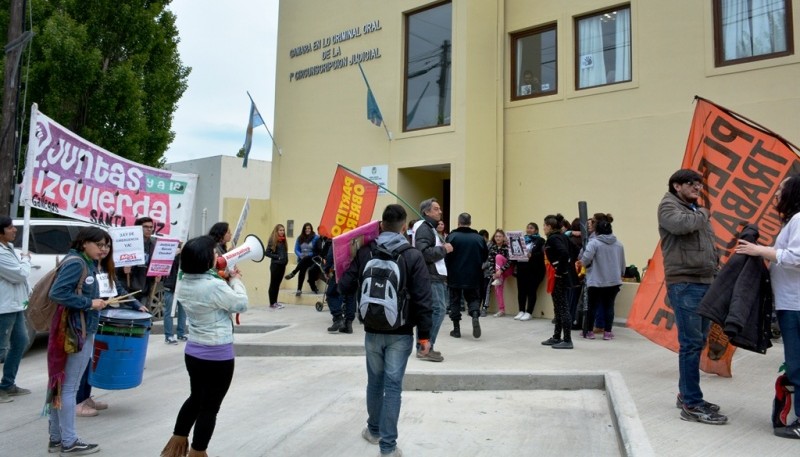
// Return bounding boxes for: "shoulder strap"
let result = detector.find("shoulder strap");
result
[59,255,89,296]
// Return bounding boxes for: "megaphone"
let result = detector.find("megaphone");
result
[216,234,265,278]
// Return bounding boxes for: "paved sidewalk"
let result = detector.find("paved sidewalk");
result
[0,299,797,456]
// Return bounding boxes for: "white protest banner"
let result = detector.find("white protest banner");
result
[109,226,145,267]
[507,231,527,261]
[20,107,198,241]
[147,238,180,277]
[231,197,250,247]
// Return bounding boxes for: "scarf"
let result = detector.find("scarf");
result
[44,305,86,414]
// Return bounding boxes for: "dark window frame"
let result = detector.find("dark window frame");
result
[573,4,633,91]
[510,23,559,101]
[712,0,794,67]
[402,0,453,133]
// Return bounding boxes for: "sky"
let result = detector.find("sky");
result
[164,0,280,164]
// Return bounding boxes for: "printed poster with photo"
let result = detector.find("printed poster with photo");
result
[507,231,528,261]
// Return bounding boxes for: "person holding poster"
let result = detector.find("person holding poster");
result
[658,169,727,425]
[513,223,545,322]
[0,216,32,403]
[736,175,800,439]
[115,217,156,303]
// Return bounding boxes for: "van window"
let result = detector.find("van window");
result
[31,226,73,254]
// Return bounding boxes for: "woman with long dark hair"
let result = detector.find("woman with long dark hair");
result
[736,175,800,439]
[208,222,232,256]
[542,214,573,349]
[513,222,545,321]
[160,235,248,457]
[46,226,110,455]
[284,222,319,296]
[265,224,288,309]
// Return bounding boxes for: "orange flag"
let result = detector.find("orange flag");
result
[628,97,800,377]
[318,165,379,239]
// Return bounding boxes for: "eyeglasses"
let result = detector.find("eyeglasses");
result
[93,242,111,250]
[684,181,703,189]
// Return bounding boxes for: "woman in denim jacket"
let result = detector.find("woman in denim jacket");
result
[161,235,248,457]
[47,226,110,455]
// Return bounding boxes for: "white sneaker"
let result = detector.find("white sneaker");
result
[513,312,525,320]
[165,336,178,345]
[491,279,502,286]
[520,312,532,321]
[493,310,505,317]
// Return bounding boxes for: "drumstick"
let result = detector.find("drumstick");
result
[114,290,141,301]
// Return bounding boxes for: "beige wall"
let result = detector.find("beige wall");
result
[273,0,800,316]
[222,197,271,305]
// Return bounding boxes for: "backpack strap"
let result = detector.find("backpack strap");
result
[58,255,89,337]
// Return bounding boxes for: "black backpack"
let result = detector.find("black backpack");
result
[358,244,411,330]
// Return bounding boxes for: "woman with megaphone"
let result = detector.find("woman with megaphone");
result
[160,235,248,457]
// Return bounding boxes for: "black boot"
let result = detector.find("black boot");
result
[450,320,461,338]
[472,312,481,339]
[285,270,297,280]
[339,320,353,334]
[327,316,344,333]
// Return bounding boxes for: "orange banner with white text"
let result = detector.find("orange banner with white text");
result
[318,165,379,239]
[628,97,800,377]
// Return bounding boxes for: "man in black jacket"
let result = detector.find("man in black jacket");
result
[339,204,432,457]
[445,213,488,338]
[411,197,452,362]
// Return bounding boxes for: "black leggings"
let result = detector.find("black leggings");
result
[290,256,315,291]
[269,262,286,305]
[551,277,571,341]
[173,354,235,452]
[516,262,544,314]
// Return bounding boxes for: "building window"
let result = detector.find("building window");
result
[713,0,793,67]
[575,6,631,90]
[511,25,558,100]
[404,1,452,131]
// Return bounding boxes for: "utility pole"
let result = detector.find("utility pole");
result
[436,40,450,126]
[0,0,26,217]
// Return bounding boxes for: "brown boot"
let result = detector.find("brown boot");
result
[160,435,188,457]
[188,447,209,457]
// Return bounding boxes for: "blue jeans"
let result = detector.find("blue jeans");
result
[0,311,28,389]
[49,334,95,447]
[163,290,187,339]
[667,282,711,407]
[365,332,413,454]
[777,310,800,417]
[429,281,446,349]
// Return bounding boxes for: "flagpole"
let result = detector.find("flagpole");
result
[357,64,393,142]
[246,91,283,156]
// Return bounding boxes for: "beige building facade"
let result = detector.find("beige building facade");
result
[271,0,800,316]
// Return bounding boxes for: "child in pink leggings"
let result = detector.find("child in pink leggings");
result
[487,229,512,316]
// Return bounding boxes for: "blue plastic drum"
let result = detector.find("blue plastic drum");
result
[89,309,152,390]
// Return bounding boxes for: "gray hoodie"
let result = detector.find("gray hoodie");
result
[580,234,625,288]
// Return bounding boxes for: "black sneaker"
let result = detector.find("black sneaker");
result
[48,440,61,453]
[541,337,562,346]
[59,440,100,455]
[680,404,728,425]
[472,316,481,339]
[675,394,720,412]
[552,340,574,349]
[774,419,800,439]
